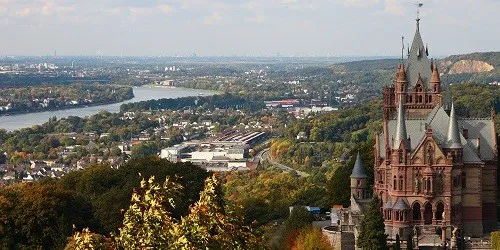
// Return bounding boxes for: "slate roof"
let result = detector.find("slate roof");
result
[394,100,410,149]
[384,200,393,209]
[379,106,495,163]
[445,103,462,148]
[350,152,367,178]
[392,198,410,210]
[405,20,432,89]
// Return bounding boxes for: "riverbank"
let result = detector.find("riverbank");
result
[0,95,135,117]
[0,86,217,131]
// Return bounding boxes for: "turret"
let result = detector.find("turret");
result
[394,100,410,150]
[445,102,462,149]
[350,152,367,200]
[430,63,441,93]
[395,64,408,103]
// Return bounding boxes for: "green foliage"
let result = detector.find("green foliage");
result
[116,176,181,249]
[292,227,333,250]
[284,207,313,233]
[65,228,114,250]
[131,141,160,158]
[491,231,500,250]
[326,143,374,207]
[357,196,387,250]
[120,93,264,113]
[58,156,210,234]
[451,83,500,117]
[0,83,133,115]
[223,170,324,226]
[0,183,95,249]
[172,176,257,249]
[68,175,257,249]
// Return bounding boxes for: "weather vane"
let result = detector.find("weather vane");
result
[415,3,423,21]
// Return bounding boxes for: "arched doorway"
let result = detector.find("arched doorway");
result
[424,203,433,225]
[412,203,421,221]
[436,202,444,221]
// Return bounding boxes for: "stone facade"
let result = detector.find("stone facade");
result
[375,18,498,241]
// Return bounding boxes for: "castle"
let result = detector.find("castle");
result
[373,16,498,239]
[329,16,498,249]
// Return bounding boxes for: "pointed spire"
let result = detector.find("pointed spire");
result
[394,100,410,149]
[446,102,462,148]
[443,83,452,112]
[407,14,432,89]
[397,64,407,82]
[350,151,367,179]
[430,63,441,84]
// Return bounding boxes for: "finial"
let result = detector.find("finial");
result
[415,3,423,26]
[401,36,405,62]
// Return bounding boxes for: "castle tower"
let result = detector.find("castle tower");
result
[351,152,367,200]
[374,16,497,240]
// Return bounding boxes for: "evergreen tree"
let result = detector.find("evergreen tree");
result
[406,231,413,250]
[395,234,401,250]
[357,195,388,250]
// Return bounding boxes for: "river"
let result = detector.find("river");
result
[0,86,216,131]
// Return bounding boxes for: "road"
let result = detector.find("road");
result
[259,148,310,177]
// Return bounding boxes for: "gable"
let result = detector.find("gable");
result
[411,134,446,166]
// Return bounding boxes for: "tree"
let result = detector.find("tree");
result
[64,228,114,250]
[491,231,500,250]
[395,233,401,250]
[0,183,95,249]
[172,175,256,249]
[68,175,256,250]
[406,231,413,250]
[116,176,181,249]
[357,195,387,250]
[292,227,332,250]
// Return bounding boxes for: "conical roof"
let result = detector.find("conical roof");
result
[350,152,367,179]
[430,64,440,83]
[445,102,462,148]
[442,83,452,111]
[394,100,410,149]
[396,64,407,82]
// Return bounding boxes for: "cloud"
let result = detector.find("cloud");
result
[382,0,407,15]
[204,11,223,25]
[157,4,173,13]
[335,0,380,8]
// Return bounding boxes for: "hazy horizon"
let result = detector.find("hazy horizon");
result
[1,0,499,57]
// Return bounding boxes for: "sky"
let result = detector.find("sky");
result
[0,0,499,57]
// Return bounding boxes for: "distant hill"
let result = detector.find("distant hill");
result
[439,52,500,84]
[330,52,500,84]
[331,58,399,73]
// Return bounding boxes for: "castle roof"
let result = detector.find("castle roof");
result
[405,19,432,89]
[392,198,409,210]
[350,152,367,179]
[394,100,410,149]
[384,200,393,209]
[379,105,495,163]
[445,103,462,149]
